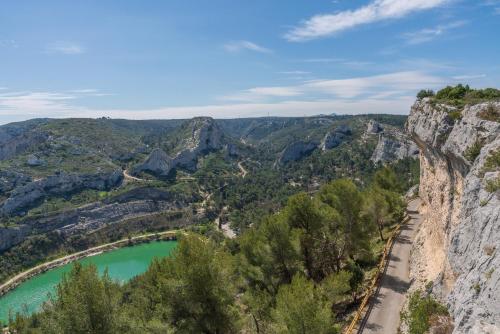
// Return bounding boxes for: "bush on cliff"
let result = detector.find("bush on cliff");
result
[433,84,500,107]
[416,89,435,99]
[478,103,500,122]
[401,290,449,334]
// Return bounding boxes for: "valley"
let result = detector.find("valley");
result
[0,114,418,284]
[1,86,499,333]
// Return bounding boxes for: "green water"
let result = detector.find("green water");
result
[0,240,177,323]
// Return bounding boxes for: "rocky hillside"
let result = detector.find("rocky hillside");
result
[0,114,419,282]
[407,99,500,333]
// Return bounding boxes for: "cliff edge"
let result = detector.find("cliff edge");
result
[406,99,500,333]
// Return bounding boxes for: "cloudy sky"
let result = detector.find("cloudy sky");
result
[0,0,499,124]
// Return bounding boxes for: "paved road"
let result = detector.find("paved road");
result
[359,198,422,334]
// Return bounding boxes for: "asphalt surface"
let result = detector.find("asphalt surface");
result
[359,198,422,334]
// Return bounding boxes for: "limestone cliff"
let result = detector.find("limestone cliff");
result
[406,99,500,333]
[132,117,225,176]
[371,133,419,163]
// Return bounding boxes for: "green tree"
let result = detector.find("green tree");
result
[363,188,392,241]
[272,275,338,334]
[10,263,122,334]
[284,193,327,280]
[238,214,302,295]
[373,167,403,193]
[416,89,435,99]
[317,179,372,266]
[320,270,352,303]
[128,234,240,334]
[345,260,364,302]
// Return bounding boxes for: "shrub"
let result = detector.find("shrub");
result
[485,268,495,280]
[435,84,470,100]
[431,85,500,113]
[401,290,449,334]
[464,139,484,162]
[485,177,500,192]
[484,149,500,171]
[478,103,500,122]
[481,149,500,189]
[447,110,462,121]
[484,245,496,256]
[417,89,435,99]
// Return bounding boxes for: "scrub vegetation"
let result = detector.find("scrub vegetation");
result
[7,168,407,333]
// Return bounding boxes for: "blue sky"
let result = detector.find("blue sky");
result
[0,0,499,123]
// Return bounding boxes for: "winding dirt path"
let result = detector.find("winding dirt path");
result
[123,169,147,182]
[358,198,422,334]
[238,160,248,178]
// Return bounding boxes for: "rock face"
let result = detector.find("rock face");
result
[0,187,196,252]
[0,171,32,194]
[407,99,500,333]
[133,117,224,176]
[0,120,49,161]
[321,125,352,150]
[371,134,419,163]
[26,154,44,166]
[280,141,319,164]
[0,170,123,216]
[133,148,173,177]
[366,120,384,134]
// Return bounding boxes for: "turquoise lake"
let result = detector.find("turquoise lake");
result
[0,240,177,323]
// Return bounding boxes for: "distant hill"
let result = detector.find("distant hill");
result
[0,114,418,282]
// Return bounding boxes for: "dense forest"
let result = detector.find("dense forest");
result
[8,167,409,333]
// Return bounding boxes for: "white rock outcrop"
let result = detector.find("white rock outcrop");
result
[407,99,500,333]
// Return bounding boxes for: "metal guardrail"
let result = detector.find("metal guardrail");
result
[343,214,411,334]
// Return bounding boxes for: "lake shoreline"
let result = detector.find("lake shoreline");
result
[0,230,178,299]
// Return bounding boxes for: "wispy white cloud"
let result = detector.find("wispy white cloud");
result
[0,39,18,48]
[0,70,486,125]
[45,42,85,55]
[402,20,467,44]
[278,71,311,75]
[482,0,500,6]
[68,89,113,97]
[303,58,344,63]
[219,86,302,102]
[480,0,500,13]
[306,71,444,98]
[223,40,272,54]
[301,58,374,69]
[285,0,448,42]
[0,91,76,115]
[0,97,416,124]
[452,74,486,80]
[0,72,439,124]
[221,71,444,102]
[69,89,99,94]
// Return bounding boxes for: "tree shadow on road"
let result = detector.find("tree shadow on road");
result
[380,274,410,294]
